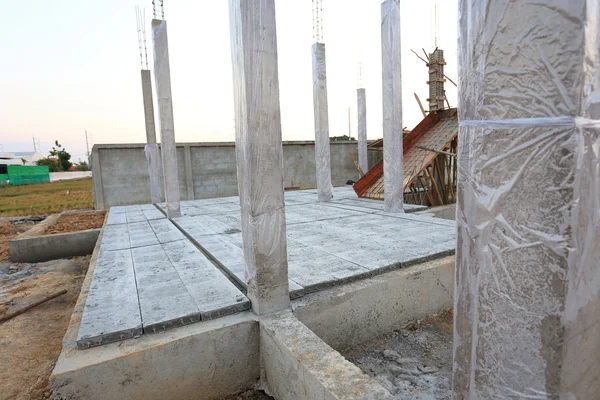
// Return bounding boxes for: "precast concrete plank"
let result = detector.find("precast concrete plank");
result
[143,208,166,220]
[127,221,159,248]
[148,219,186,243]
[100,224,130,251]
[126,211,147,224]
[105,211,127,225]
[162,240,250,319]
[76,248,142,349]
[109,205,142,214]
[131,244,201,332]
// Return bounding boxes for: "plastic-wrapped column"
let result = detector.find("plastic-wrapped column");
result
[140,70,157,144]
[381,0,403,213]
[454,1,600,398]
[228,0,290,315]
[144,143,162,204]
[357,88,368,174]
[312,42,333,202]
[151,19,181,218]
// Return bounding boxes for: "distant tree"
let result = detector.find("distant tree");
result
[331,135,355,141]
[74,160,90,171]
[49,141,72,171]
[36,157,62,172]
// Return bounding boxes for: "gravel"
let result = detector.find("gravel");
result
[340,310,453,399]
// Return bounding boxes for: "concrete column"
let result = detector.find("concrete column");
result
[454,1,600,398]
[228,0,290,315]
[144,143,162,204]
[381,0,403,213]
[90,146,104,210]
[357,88,368,173]
[183,145,194,200]
[151,19,181,218]
[312,42,333,202]
[140,70,157,144]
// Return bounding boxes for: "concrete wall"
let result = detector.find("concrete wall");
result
[50,171,92,182]
[92,141,380,209]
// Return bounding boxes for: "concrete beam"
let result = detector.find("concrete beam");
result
[454,1,600,398]
[140,69,157,144]
[151,19,181,218]
[357,88,368,174]
[312,42,333,202]
[381,0,403,213]
[261,311,394,399]
[228,0,290,315]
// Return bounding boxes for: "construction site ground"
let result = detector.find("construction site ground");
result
[341,310,453,399]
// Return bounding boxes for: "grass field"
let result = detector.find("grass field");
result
[0,178,93,217]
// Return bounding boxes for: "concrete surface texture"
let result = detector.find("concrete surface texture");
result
[151,18,181,218]
[160,186,452,295]
[144,143,163,203]
[140,69,157,144]
[357,88,368,174]
[91,141,379,209]
[228,0,290,315]
[9,214,100,263]
[261,310,394,400]
[381,0,403,213]
[312,42,334,202]
[76,205,249,348]
[454,0,600,398]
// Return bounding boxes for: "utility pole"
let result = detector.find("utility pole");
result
[33,136,36,152]
[85,130,90,161]
[348,107,351,137]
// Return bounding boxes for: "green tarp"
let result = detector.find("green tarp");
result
[0,165,50,186]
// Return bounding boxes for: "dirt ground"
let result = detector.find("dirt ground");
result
[0,256,89,400]
[0,219,39,261]
[43,212,106,235]
[223,390,274,400]
[341,310,453,399]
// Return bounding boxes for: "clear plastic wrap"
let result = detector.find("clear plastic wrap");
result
[454,1,600,398]
[381,0,403,213]
[229,0,290,314]
[151,19,181,218]
[144,143,162,204]
[357,88,368,174]
[312,42,334,202]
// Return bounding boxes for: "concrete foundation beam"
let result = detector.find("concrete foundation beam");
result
[294,256,454,350]
[381,0,403,213]
[261,311,394,399]
[454,0,600,398]
[312,42,333,202]
[151,19,181,218]
[228,0,290,315]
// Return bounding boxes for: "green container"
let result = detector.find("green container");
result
[3,165,50,186]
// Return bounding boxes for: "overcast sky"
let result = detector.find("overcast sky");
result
[0,0,457,162]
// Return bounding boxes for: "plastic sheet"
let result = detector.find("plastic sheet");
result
[151,19,181,218]
[381,0,403,213]
[144,144,162,204]
[229,0,290,314]
[312,42,334,202]
[454,1,600,398]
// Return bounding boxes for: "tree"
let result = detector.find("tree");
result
[49,141,72,172]
[331,135,355,141]
[36,157,62,172]
[74,160,90,171]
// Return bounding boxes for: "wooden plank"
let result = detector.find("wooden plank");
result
[131,244,201,333]
[348,151,365,177]
[76,249,142,349]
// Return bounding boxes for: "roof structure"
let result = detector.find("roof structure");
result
[353,108,458,201]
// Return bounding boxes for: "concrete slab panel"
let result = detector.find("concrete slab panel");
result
[131,244,201,332]
[76,248,142,349]
[162,240,250,319]
[100,224,130,251]
[149,218,186,243]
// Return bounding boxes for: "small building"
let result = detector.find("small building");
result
[0,151,44,166]
[0,164,50,186]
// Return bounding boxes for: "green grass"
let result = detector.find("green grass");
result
[0,178,93,217]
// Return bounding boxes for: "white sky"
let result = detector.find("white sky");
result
[0,0,457,162]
